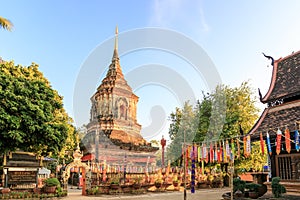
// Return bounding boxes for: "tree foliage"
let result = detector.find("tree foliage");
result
[235,141,267,172]
[166,82,260,165]
[0,16,13,31]
[167,102,196,163]
[0,61,75,157]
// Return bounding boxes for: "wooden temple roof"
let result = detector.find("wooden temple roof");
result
[261,51,300,103]
[248,99,300,139]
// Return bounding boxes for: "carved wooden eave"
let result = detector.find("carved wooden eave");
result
[248,99,300,140]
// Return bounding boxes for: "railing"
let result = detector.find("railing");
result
[276,155,292,180]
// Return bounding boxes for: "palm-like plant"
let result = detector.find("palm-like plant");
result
[0,16,13,31]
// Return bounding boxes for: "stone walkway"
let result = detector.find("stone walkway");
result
[64,187,229,200]
[64,187,300,200]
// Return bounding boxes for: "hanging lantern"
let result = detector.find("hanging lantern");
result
[285,128,291,153]
[276,129,282,155]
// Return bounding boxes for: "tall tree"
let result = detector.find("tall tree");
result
[0,16,13,31]
[167,102,196,164]
[167,82,260,164]
[0,61,75,157]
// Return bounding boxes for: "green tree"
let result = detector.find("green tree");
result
[0,61,75,157]
[167,102,196,164]
[166,82,260,165]
[0,16,13,31]
[194,82,259,141]
[150,140,162,166]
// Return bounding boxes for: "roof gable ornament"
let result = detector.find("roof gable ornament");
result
[262,52,274,67]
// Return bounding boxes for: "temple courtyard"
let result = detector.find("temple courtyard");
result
[64,187,300,200]
[65,187,229,200]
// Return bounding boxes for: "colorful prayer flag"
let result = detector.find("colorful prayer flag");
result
[266,132,272,155]
[210,143,214,163]
[198,145,202,162]
[276,129,282,155]
[260,132,265,155]
[285,128,291,153]
[223,140,227,163]
[236,139,240,159]
[231,139,235,160]
[244,136,251,158]
[295,130,300,152]
[219,141,223,162]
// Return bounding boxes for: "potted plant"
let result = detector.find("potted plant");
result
[133,176,142,189]
[154,178,163,188]
[44,177,60,193]
[110,176,120,190]
[0,188,10,194]
[233,178,246,193]
[246,183,261,199]
[172,176,179,187]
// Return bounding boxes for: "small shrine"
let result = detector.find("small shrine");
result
[81,27,158,169]
[248,51,300,181]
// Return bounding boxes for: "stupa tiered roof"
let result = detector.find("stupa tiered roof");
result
[83,27,158,166]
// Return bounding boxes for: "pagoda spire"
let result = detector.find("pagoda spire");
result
[112,25,119,61]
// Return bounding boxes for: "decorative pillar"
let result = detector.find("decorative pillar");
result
[160,135,166,167]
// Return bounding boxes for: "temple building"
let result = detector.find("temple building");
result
[81,27,158,169]
[248,51,300,181]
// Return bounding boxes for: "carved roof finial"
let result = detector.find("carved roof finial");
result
[113,25,119,60]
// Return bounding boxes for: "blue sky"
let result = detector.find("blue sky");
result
[1,1,300,141]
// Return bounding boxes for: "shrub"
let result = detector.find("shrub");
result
[245,183,261,192]
[271,177,286,198]
[110,176,120,185]
[233,178,246,193]
[44,177,61,187]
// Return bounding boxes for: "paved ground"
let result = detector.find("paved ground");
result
[64,186,300,200]
[64,187,229,200]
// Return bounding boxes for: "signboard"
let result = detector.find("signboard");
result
[8,170,37,184]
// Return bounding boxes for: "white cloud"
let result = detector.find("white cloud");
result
[149,0,210,33]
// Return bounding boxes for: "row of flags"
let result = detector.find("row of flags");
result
[89,164,156,174]
[182,128,300,164]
